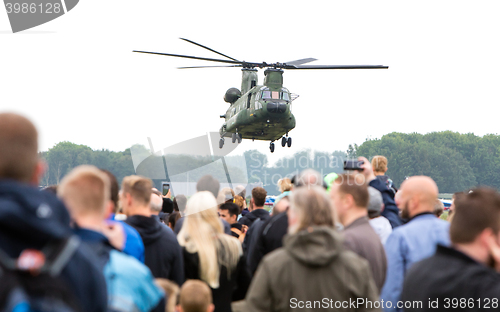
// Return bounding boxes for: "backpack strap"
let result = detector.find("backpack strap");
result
[45,236,80,276]
[0,247,17,270]
[0,236,80,276]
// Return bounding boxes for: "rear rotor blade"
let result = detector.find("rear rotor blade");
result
[180,38,240,62]
[133,50,243,65]
[288,65,389,69]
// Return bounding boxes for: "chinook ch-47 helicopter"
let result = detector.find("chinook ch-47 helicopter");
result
[134,38,388,153]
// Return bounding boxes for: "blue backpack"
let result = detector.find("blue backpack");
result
[104,250,164,312]
[0,236,81,312]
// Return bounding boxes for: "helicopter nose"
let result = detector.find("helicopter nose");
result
[267,102,287,113]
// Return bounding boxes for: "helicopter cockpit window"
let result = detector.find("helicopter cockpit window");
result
[261,90,285,100]
[281,92,290,101]
[261,91,272,100]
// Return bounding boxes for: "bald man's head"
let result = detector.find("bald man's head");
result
[0,113,39,183]
[295,169,323,187]
[150,192,163,214]
[397,176,439,219]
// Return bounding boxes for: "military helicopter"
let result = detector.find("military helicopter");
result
[134,38,388,153]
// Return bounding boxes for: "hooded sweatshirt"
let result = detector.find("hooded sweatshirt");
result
[238,208,270,227]
[244,226,381,312]
[126,215,184,286]
[0,180,107,312]
[369,178,403,228]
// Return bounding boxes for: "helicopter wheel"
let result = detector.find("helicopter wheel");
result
[231,133,237,144]
[281,136,287,147]
[219,138,224,149]
[237,133,242,144]
[287,137,292,148]
[270,142,275,153]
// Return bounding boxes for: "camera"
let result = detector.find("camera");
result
[343,160,364,171]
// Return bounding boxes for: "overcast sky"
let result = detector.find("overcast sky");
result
[2,0,499,165]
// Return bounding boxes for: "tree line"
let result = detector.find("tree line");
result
[354,131,500,193]
[39,142,136,187]
[39,131,500,195]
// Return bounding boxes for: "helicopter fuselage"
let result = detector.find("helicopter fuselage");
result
[220,84,295,141]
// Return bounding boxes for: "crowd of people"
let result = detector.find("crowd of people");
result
[2,112,500,312]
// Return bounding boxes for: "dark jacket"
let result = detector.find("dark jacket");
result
[343,216,387,293]
[240,210,271,260]
[238,209,270,227]
[183,245,251,312]
[402,244,500,312]
[0,180,107,312]
[376,175,397,196]
[126,215,184,286]
[248,211,288,275]
[151,214,174,232]
[242,218,264,266]
[162,198,173,214]
[244,226,381,312]
[369,178,403,228]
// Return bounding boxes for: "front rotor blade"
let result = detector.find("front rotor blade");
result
[285,58,317,66]
[180,38,240,62]
[133,50,243,65]
[178,65,243,69]
[288,65,389,69]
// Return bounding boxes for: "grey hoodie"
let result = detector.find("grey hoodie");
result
[243,226,381,312]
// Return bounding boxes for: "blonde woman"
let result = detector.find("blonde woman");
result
[272,178,293,215]
[277,178,293,193]
[178,192,250,312]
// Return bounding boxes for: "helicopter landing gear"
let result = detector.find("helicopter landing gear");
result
[232,132,243,144]
[282,133,292,148]
[219,138,224,149]
[270,142,275,153]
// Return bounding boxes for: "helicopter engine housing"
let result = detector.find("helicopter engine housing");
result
[224,88,241,104]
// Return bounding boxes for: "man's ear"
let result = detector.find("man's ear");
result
[30,160,46,186]
[104,200,115,219]
[479,228,495,248]
[408,196,418,212]
[344,193,355,208]
[125,193,133,207]
[207,303,215,312]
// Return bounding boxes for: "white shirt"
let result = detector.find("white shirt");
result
[369,216,393,245]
